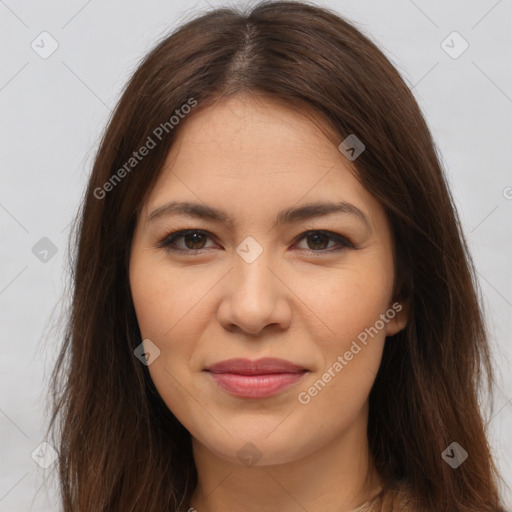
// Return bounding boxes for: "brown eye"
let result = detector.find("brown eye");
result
[157,228,353,256]
[158,229,215,253]
[181,232,208,250]
[306,232,330,250]
[295,230,353,253]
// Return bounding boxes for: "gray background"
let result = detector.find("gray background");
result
[1,0,511,510]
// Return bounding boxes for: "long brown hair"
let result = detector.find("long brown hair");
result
[45,1,507,510]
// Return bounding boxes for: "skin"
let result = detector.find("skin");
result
[129,94,409,512]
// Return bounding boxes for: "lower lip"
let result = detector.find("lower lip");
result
[206,372,307,398]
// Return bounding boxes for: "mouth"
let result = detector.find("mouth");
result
[203,357,310,399]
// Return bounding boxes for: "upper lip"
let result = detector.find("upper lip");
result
[204,357,309,375]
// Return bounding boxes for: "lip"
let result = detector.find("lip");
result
[205,357,308,375]
[204,357,309,398]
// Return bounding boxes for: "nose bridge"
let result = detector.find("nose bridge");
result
[217,237,290,335]
[233,239,277,304]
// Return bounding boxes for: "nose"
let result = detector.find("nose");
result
[216,251,292,336]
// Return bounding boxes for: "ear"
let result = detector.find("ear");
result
[384,300,409,337]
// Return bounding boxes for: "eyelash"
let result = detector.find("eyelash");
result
[156,228,355,256]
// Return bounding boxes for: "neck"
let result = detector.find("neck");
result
[187,406,382,512]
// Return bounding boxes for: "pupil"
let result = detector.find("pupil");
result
[185,232,206,249]
[309,233,328,250]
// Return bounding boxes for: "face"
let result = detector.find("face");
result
[129,94,408,466]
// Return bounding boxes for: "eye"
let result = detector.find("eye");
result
[294,230,353,253]
[157,229,215,254]
[156,229,354,255]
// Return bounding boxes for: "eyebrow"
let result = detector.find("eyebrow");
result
[146,200,371,232]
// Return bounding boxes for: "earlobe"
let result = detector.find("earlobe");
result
[384,300,409,337]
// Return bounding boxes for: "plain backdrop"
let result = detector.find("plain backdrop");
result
[1,0,511,510]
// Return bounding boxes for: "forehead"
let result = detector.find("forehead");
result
[169,94,341,164]
[142,95,384,231]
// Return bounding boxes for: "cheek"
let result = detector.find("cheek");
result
[297,294,388,424]
[130,255,210,342]
[296,261,393,401]
[130,269,173,341]
[129,257,208,425]
[302,260,394,339]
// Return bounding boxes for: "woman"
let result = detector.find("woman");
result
[45,1,508,510]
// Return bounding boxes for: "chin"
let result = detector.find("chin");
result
[192,423,322,468]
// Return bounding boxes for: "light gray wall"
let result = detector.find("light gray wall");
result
[1,0,510,509]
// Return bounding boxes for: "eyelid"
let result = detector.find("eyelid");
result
[156,227,355,254]
[156,228,217,251]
